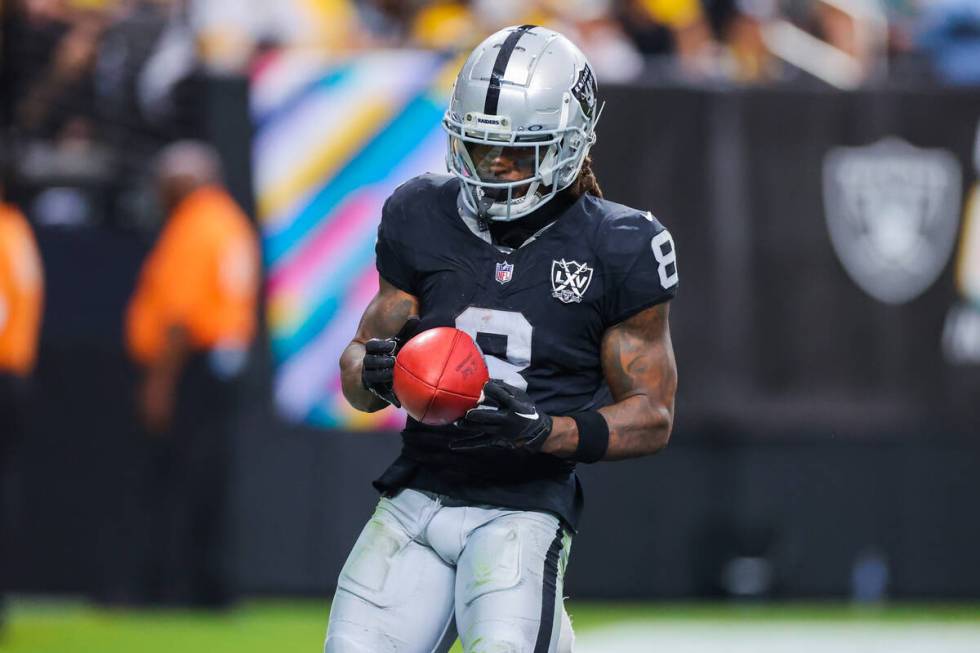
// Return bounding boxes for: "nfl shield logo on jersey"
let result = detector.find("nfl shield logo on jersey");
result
[551,259,594,303]
[495,261,514,285]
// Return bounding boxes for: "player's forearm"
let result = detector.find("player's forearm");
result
[599,395,672,459]
[542,397,672,460]
[339,279,419,413]
[339,341,388,413]
[585,303,677,460]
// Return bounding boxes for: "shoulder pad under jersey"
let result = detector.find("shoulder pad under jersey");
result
[588,196,679,327]
[376,174,457,294]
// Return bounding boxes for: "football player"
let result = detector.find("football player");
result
[328,25,678,653]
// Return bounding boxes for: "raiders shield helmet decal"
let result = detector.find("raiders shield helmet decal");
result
[571,64,597,119]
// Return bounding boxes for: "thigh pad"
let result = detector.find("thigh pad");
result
[337,506,420,608]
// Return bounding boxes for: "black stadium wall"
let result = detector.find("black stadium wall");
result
[6,79,980,600]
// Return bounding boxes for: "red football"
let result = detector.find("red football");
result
[393,327,489,426]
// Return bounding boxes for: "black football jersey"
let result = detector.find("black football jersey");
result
[372,175,678,529]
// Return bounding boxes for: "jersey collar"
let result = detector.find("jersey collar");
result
[455,188,578,253]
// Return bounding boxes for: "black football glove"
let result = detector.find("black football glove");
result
[361,316,420,408]
[450,380,553,452]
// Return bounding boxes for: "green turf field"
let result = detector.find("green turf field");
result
[1,599,978,653]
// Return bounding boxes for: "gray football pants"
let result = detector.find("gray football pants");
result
[324,489,575,653]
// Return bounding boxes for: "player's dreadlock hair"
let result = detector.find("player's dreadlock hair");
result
[567,154,603,199]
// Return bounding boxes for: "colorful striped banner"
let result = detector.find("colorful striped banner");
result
[252,50,458,429]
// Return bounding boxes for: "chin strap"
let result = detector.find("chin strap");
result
[476,192,494,231]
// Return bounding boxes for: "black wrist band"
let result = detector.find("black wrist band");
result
[571,411,609,463]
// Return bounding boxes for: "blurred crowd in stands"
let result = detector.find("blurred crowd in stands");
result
[166,0,980,86]
[1,0,214,231]
[0,0,978,227]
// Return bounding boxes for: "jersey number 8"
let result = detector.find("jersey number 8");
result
[651,230,678,289]
[455,307,532,390]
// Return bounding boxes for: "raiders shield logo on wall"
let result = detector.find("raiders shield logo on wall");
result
[552,259,593,303]
[823,137,962,305]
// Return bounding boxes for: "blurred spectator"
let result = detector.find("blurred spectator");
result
[124,141,259,607]
[3,0,188,228]
[410,0,479,50]
[728,0,889,88]
[708,0,783,83]
[619,0,716,79]
[192,0,360,71]
[95,0,182,149]
[0,170,44,437]
[811,0,888,82]
[9,6,106,139]
[918,0,980,85]
[471,0,550,34]
[0,170,44,631]
[884,0,922,53]
[546,0,646,82]
[356,0,416,46]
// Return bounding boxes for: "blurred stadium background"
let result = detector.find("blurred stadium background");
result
[2,0,980,650]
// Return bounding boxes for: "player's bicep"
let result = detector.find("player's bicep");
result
[600,302,677,409]
[352,278,419,344]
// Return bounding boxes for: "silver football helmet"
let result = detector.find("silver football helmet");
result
[444,25,602,221]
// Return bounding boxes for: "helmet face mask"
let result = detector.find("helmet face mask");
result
[464,142,538,190]
[443,26,601,222]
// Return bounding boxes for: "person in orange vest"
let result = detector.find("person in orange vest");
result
[125,141,259,607]
[0,174,44,630]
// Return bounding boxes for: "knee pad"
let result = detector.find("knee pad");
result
[324,634,373,653]
[463,621,528,653]
[324,626,401,653]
